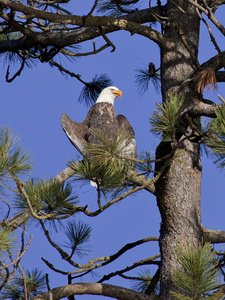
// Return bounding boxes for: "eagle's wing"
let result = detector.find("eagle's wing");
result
[116,114,136,159]
[61,113,88,155]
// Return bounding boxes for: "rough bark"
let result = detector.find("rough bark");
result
[156,2,203,297]
[1,209,31,231]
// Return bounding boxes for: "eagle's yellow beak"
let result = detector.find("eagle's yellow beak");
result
[112,89,122,98]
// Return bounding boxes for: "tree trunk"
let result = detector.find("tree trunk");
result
[156,2,203,297]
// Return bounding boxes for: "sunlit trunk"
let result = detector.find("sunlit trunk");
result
[156,3,203,297]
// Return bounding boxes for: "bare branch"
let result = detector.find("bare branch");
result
[99,26,116,52]
[185,99,217,118]
[127,170,156,194]
[200,51,225,72]
[0,266,10,291]
[31,282,156,300]
[0,0,172,50]
[98,254,160,283]
[49,60,87,84]
[1,210,31,232]
[60,42,109,57]
[18,263,28,300]
[195,7,225,68]
[86,0,98,17]
[54,166,75,183]
[202,226,225,244]
[40,220,80,268]
[187,0,225,35]
[41,214,159,275]
[6,59,25,82]
[0,199,11,223]
[218,94,225,104]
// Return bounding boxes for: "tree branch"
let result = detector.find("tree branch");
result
[127,170,156,195]
[216,71,225,82]
[1,209,31,231]
[202,226,225,244]
[0,0,172,50]
[54,166,75,183]
[199,51,225,72]
[98,254,160,283]
[185,99,218,118]
[31,282,156,300]
[41,236,159,276]
[187,0,225,36]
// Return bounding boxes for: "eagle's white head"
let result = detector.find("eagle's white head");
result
[96,86,122,105]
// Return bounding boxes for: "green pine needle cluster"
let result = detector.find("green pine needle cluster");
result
[64,220,92,258]
[0,229,16,256]
[0,268,46,299]
[131,269,160,295]
[150,94,184,142]
[135,66,161,95]
[205,105,225,168]
[97,0,139,17]
[14,178,78,217]
[78,74,113,106]
[0,127,32,183]
[69,131,133,189]
[171,243,221,300]
[135,152,153,176]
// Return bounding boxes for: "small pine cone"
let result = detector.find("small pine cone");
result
[148,63,156,76]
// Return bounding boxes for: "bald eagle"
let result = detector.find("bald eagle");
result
[61,86,136,163]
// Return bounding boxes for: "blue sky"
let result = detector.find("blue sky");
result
[0,2,225,299]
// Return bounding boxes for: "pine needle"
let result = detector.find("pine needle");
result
[14,178,78,218]
[0,268,46,299]
[64,220,92,258]
[205,105,225,168]
[150,94,184,142]
[96,0,140,17]
[171,243,221,299]
[78,74,113,106]
[135,63,161,96]
[69,130,134,190]
[0,229,16,256]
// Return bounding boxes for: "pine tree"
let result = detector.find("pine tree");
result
[0,0,225,299]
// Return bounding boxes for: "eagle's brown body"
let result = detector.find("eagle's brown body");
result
[61,86,136,159]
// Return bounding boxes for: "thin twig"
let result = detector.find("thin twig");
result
[185,114,205,138]
[168,0,185,12]
[18,263,28,300]
[86,0,98,16]
[218,94,225,104]
[45,273,51,291]
[98,254,160,283]
[49,60,87,85]
[60,43,109,57]
[42,235,158,276]
[6,59,25,83]
[99,26,116,52]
